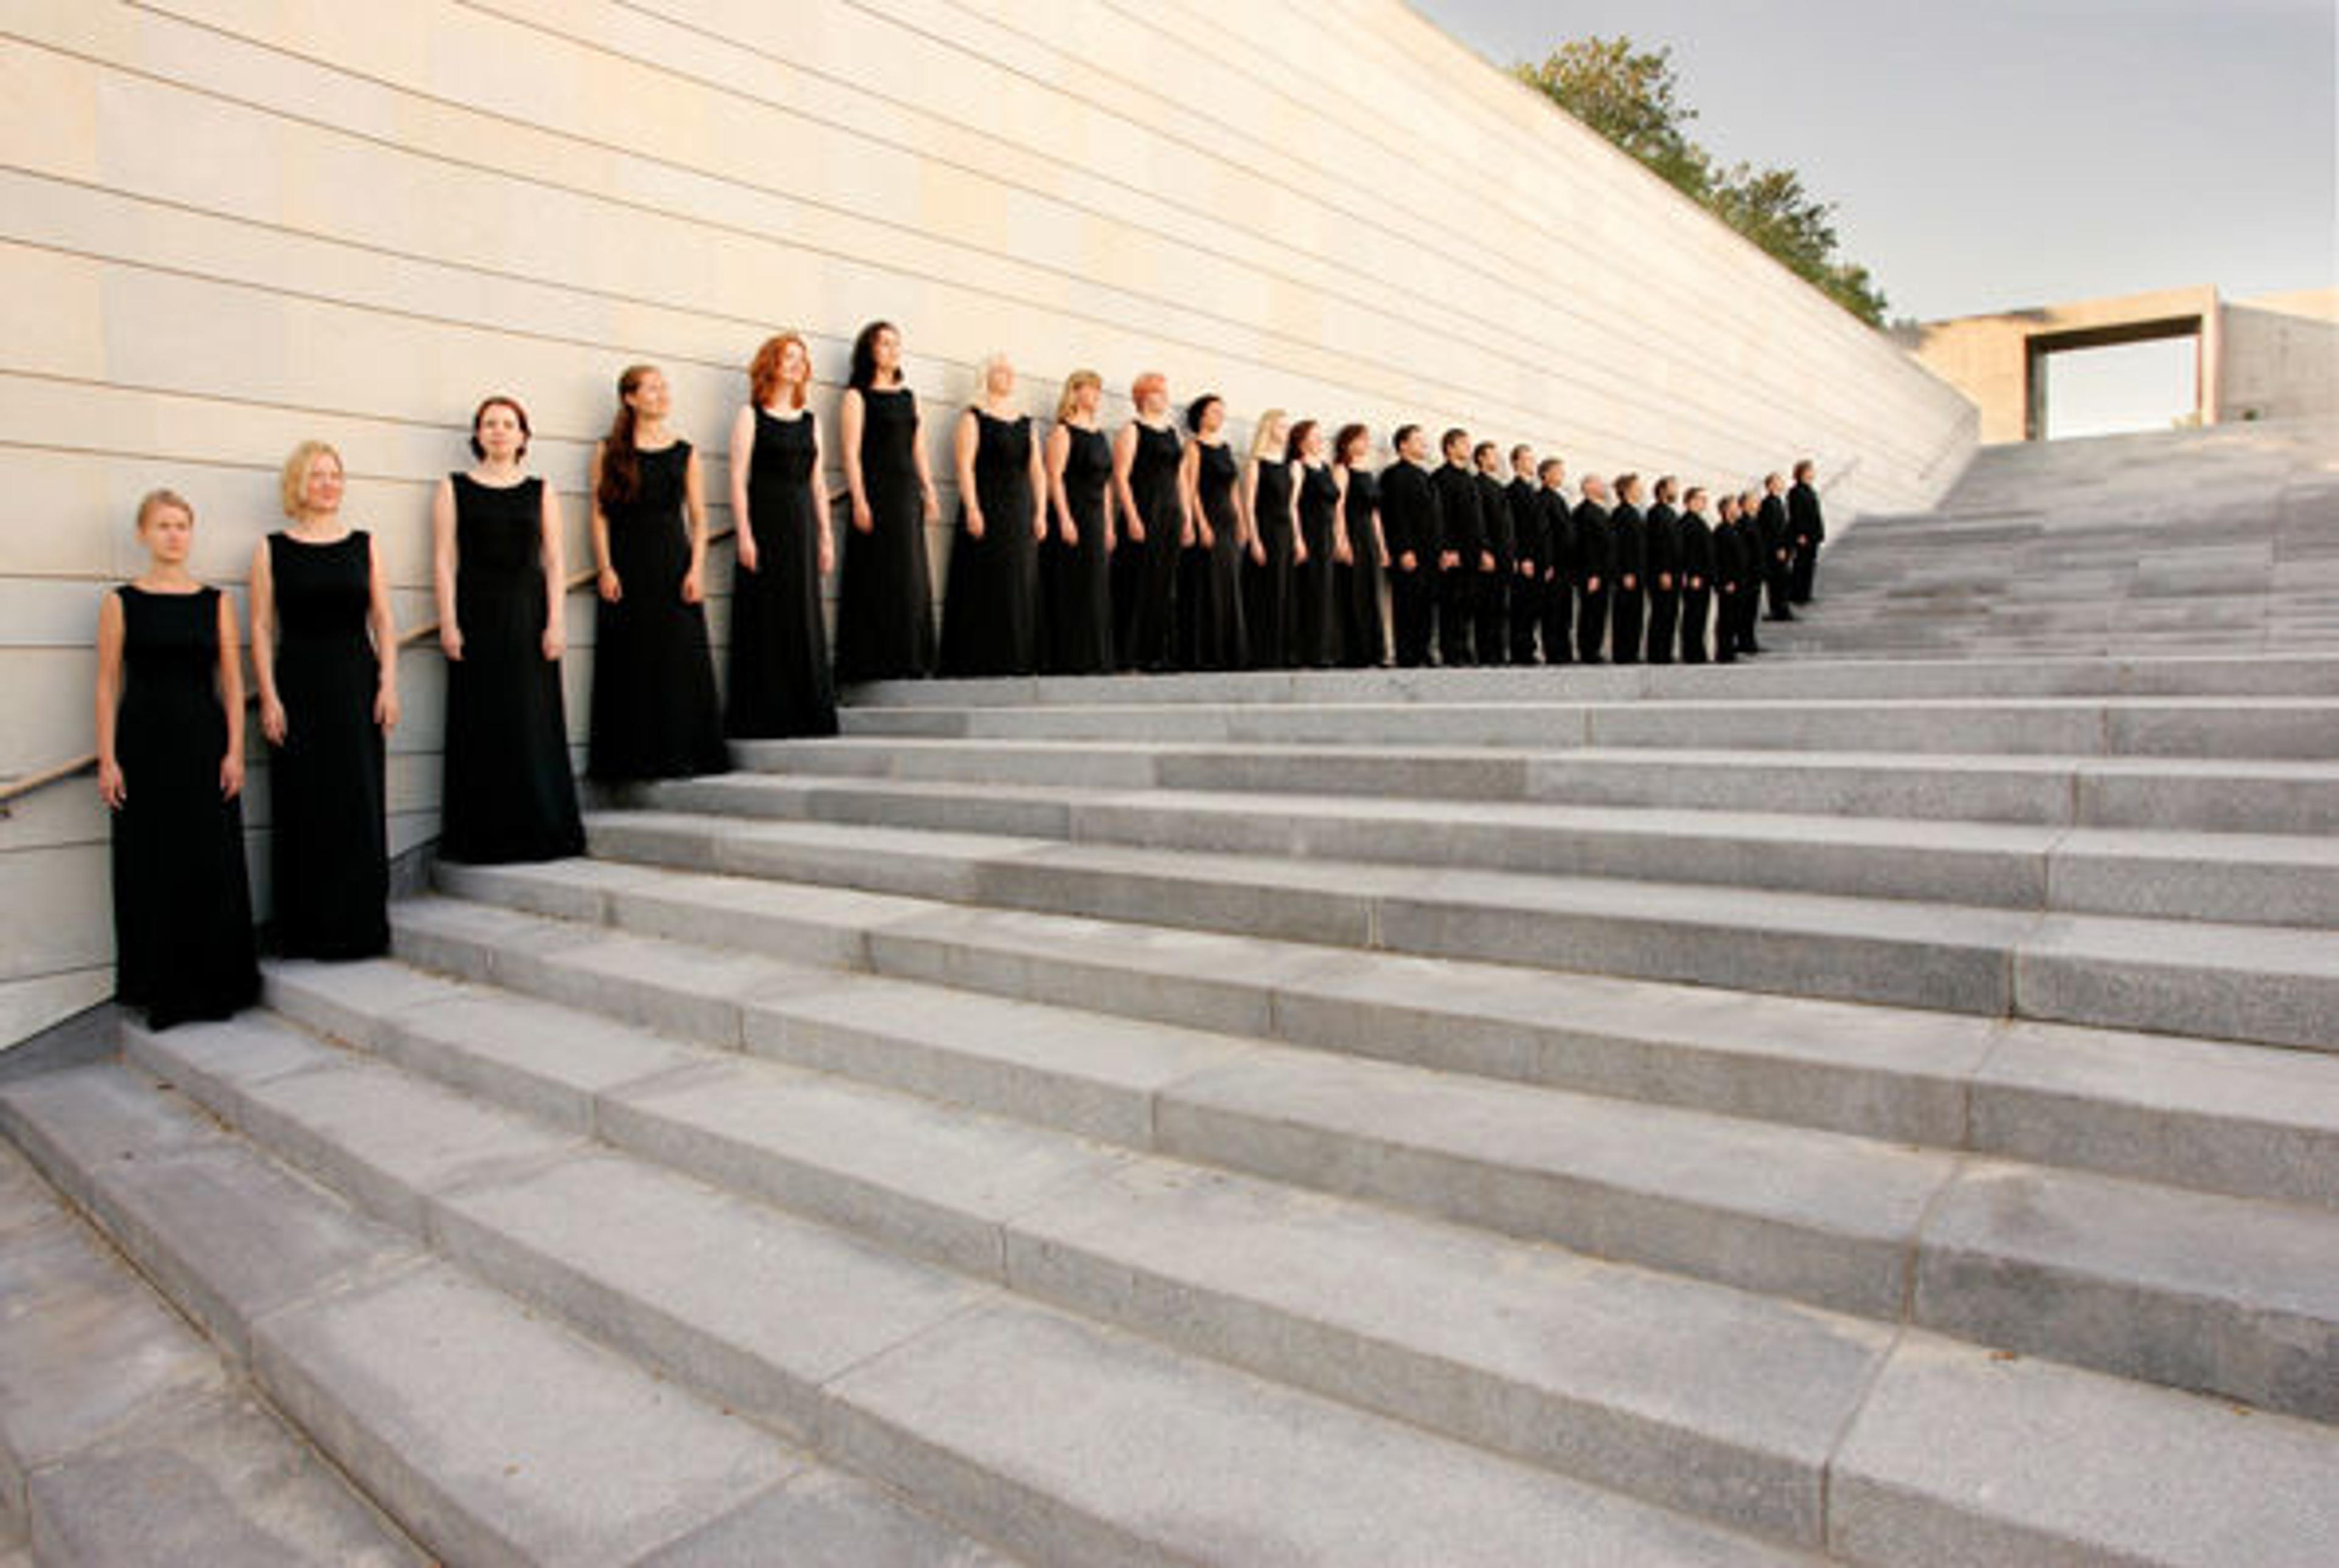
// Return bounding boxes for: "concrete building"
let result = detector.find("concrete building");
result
[1904,284,2338,444]
[0,0,1977,1049]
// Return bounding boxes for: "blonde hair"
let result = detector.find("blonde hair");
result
[1055,369,1102,424]
[278,440,343,518]
[1246,408,1289,465]
[978,351,1015,395]
[135,488,194,532]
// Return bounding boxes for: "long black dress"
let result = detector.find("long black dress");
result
[1294,462,1342,668]
[589,443,729,781]
[1244,458,1296,669]
[939,411,1041,677]
[266,532,387,958]
[1120,421,1185,672]
[1339,468,1388,669]
[1181,440,1248,671]
[110,585,259,1028]
[728,408,837,737]
[834,386,935,681]
[1043,424,1114,674]
[439,474,585,863]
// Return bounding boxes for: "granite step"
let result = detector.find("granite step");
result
[429,859,2339,1211]
[638,773,2339,926]
[833,695,2339,759]
[732,737,2339,835]
[575,810,2339,1049]
[92,1017,1815,1563]
[0,1134,428,1566]
[365,907,2339,1422]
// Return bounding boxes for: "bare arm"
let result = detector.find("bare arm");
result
[540,483,567,662]
[1178,442,1203,549]
[1027,421,1047,540]
[367,533,399,730]
[1333,468,1353,563]
[1111,424,1142,543]
[249,538,284,743]
[1286,462,1306,564]
[94,592,125,807]
[953,409,983,538]
[912,402,940,524]
[589,443,619,603]
[1045,424,1076,544]
[681,448,708,604]
[808,415,833,575]
[1240,457,1264,563]
[839,389,871,533]
[216,592,247,800]
[729,404,758,574]
[432,477,462,661]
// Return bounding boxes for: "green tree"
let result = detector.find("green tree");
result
[1515,37,1889,327]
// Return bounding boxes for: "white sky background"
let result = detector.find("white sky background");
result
[1410,0,2338,325]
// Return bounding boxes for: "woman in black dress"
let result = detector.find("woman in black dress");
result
[939,353,1046,677]
[1289,420,1345,669]
[727,332,837,737]
[587,365,729,782]
[1042,370,1113,675]
[1241,409,1301,669]
[1112,372,1188,672]
[1177,394,1248,671]
[249,440,395,958]
[833,321,940,682]
[97,490,259,1027]
[1333,424,1389,669]
[434,396,585,863]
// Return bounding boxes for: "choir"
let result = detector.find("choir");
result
[93,321,1831,1025]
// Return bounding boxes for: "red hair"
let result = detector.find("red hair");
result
[749,334,809,410]
[1131,371,1167,406]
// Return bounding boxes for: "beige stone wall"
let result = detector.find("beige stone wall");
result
[0,0,1976,1044]
[2220,289,2339,424]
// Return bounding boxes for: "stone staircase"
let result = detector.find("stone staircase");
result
[6,437,2339,1563]
[1776,418,2339,658]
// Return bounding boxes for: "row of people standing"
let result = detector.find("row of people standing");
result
[1389,439,1827,668]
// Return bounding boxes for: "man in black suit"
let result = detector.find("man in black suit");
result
[1537,456,1574,665]
[1788,458,1826,604]
[1607,473,1648,664]
[1506,445,1544,664]
[1472,441,1513,665]
[1431,429,1482,666]
[1759,472,1796,622]
[1380,424,1441,668]
[1573,474,1612,663]
[1712,493,1749,663]
[1737,488,1768,652]
[1675,486,1716,664]
[1643,475,1682,665]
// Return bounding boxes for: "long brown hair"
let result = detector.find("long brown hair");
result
[598,364,657,510]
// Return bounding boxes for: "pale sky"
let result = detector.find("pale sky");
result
[1411,0,2337,323]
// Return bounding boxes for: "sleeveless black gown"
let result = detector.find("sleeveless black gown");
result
[1295,462,1343,668]
[439,474,585,863]
[1245,458,1297,669]
[266,531,388,958]
[727,408,837,738]
[834,386,934,682]
[1043,424,1114,675]
[939,411,1040,677]
[110,585,259,1027]
[1180,441,1248,670]
[1120,421,1185,671]
[1340,469,1389,669]
[588,442,729,781]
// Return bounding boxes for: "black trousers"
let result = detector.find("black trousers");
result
[1679,586,1711,663]
[1735,583,1764,652]
[1645,585,1678,666]
[1509,571,1542,664]
[1475,571,1508,666]
[1541,572,1573,663]
[1791,541,1818,603]
[1765,552,1795,619]
[1576,585,1607,662]
[1438,568,1476,666]
[1609,582,1643,664]
[1391,568,1434,667]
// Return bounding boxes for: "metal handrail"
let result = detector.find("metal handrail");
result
[0,519,747,816]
